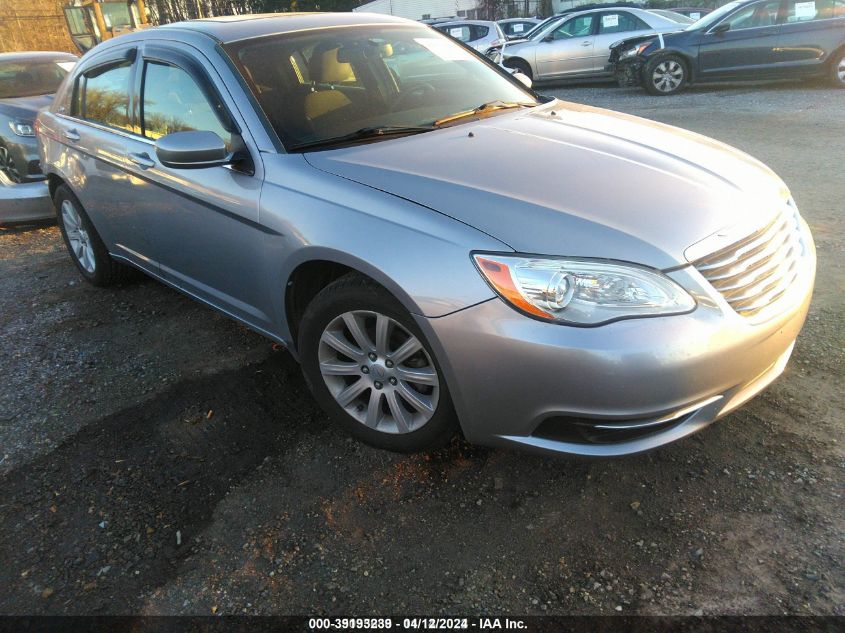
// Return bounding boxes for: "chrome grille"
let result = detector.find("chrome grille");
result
[693,206,804,319]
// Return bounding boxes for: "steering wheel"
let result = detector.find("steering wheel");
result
[392,82,436,111]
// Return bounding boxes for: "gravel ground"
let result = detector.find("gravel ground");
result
[0,79,843,616]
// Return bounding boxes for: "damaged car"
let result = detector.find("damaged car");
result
[610,0,845,95]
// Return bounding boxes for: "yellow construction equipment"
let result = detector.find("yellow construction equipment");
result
[63,0,149,53]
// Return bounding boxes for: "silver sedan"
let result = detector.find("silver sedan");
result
[38,13,814,457]
[500,7,682,80]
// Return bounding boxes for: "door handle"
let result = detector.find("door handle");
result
[127,152,155,170]
[64,129,80,142]
[580,40,592,46]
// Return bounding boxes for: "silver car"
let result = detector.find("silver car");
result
[38,13,815,457]
[433,19,506,53]
[0,51,77,224]
[500,7,682,80]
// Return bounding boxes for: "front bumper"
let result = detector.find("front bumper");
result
[418,236,815,457]
[0,169,53,224]
[611,58,645,87]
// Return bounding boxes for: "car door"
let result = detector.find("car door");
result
[592,11,656,72]
[775,0,845,74]
[535,14,599,78]
[697,0,784,78]
[119,43,272,330]
[65,47,155,271]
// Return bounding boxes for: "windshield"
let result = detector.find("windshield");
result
[0,59,74,99]
[649,9,695,23]
[685,1,742,30]
[522,15,562,39]
[225,25,536,150]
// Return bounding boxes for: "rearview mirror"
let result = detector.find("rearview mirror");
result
[712,22,731,34]
[155,130,231,169]
[513,72,532,89]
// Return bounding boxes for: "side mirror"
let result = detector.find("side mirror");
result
[712,22,731,34]
[155,130,231,169]
[513,72,533,88]
[542,34,555,43]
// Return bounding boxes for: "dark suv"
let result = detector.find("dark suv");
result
[610,0,845,94]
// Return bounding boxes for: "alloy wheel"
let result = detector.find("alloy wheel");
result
[61,199,96,274]
[652,60,684,93]
[318,310,440,434]
[0,146,21,183]
[838,57,845,83]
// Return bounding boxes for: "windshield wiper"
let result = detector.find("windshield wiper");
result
[289,125,435,151]
[434,100,537,127]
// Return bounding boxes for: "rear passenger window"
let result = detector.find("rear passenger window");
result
[438,24,489,43]
[786,0,845,20]
[141,62,231,147]
[440,25,471,42]
[82,61,132,131]
[599,12,650,34]
[468,25,490,41]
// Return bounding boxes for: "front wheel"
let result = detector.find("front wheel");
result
[643,55,688,96]
[830,49,845,88]
[504,58,533,81]
[299,274,458,452]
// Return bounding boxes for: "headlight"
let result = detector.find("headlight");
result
[473,254,695,325]
[9,120,35,137]
[620,42,652,59]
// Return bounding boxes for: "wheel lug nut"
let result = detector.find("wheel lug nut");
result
[385,360,394,368]
[389,377,397,386]
[368,352,377,361]
[361,366,369,374]
[374,381,383,390]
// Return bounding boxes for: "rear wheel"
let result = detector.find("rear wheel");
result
[55,185,137,286]
[830,49,845,88]
[299,273,457,452]
[643,55,688,95]
[505,58,533,81]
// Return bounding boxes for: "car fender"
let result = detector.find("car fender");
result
[258,153,509,344]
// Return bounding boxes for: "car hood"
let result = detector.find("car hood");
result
[304,100,786,269]
[0,94,54,120]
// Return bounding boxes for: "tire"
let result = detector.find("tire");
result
[830,48,845,88]
[299,273,458,452]
[505,58,533,81]
[54,185,138,286]
[643,55,688,96]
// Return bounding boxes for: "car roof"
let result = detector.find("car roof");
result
[155,12,419,44]
[0,51,78,62]
[433,19,497,27]
[558,5,674,24]
[498,17,539,22]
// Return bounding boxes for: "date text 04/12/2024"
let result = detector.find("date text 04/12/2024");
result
[307,618,527,630]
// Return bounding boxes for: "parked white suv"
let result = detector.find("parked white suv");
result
[433,19,505,53]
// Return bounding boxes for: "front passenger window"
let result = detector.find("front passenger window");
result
[141,62,232,147]
[553,15,596,39]
[721,0,782,29]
